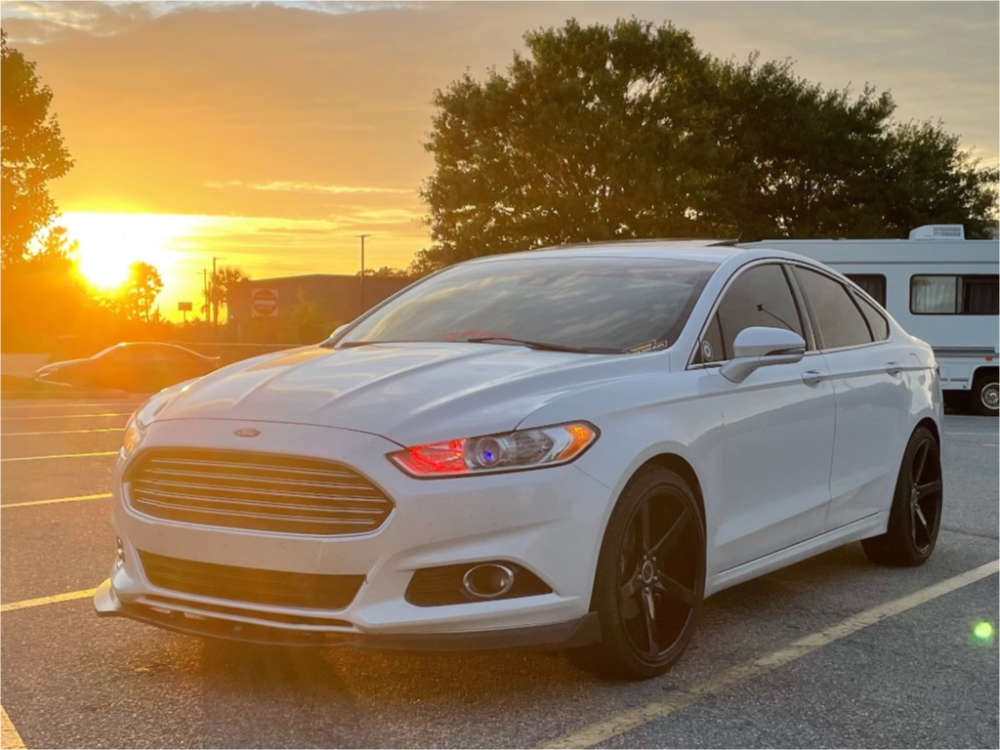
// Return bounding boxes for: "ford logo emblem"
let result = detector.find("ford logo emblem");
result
[234,428,261,438]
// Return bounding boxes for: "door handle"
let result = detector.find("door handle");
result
[885,361,903,376]
[801,370,824,386]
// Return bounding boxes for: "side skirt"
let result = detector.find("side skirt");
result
[706,512,887,597]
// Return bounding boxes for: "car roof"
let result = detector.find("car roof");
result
[460,239,817,268]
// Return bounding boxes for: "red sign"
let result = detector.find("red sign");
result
[251,288,279,318]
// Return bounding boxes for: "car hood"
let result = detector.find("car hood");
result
[153,342,628,446]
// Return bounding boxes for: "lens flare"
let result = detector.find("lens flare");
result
[972,621,994,642]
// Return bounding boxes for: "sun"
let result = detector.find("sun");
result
[59,211,206,293]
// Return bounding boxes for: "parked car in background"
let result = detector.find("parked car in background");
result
[740,225,999,415]
[96,242,943,679]
[35,342,219,393]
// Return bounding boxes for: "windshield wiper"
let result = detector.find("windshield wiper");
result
[465,336,619,354]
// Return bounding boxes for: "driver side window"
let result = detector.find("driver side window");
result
[696,263,805,364]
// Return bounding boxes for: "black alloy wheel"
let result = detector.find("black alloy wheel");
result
[862,426,943,567]
[574,466,704,679]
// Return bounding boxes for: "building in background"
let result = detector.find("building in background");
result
[228,274,412,344]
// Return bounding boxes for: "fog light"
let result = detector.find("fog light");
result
[114,537,125,570]
[462,563,515,599]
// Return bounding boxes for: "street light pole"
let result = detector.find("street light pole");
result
[357,234,371,313]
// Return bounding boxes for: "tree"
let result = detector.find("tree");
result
[1,31,74,267]
[417,19,997,269]
[355,265,412,279]
[119,261,163,323]
[209,265,248,323]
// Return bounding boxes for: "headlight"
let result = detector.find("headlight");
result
[118,389,177,459]
[388,421,598,477]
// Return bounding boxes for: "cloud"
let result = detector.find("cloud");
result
[205,179,412,195]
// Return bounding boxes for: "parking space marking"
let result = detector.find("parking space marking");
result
[0,451,117,463]
[1,412,132,421]
[2,400,140,410]
[542,559,1000,749]
[1,587,97,613]
[1,706,25,750]
[2,427,124,436]
[2,493,112,509]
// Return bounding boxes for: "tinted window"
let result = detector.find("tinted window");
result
[794,267,873,349]
[342,257,717,353]
[854,293,889,341]
[911,275,999,315]
[713,264,804,359]
[695,313,725,364]
[846,274,886,306]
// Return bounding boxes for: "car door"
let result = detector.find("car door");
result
[693,262,837,572]
[790,265,910,528]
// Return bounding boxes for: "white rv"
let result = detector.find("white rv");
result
[741,225,999,415]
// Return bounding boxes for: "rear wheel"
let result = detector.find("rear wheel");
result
[972,372,999,416]
[862,426,943,566]
[571,466,704,680]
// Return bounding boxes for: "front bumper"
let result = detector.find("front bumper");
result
[96,418,613,649]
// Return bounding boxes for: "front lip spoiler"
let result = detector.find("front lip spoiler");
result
[93,579,600,651]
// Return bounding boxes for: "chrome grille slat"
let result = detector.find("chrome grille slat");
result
[146,457,363,481]
[134,497,377,526]
[142,467,375,493]
[133,477,386,504]
[127,449,393,535]
[132,486,387,516]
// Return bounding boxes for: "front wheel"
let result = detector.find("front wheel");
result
[571,466,705,680]
[862,426,943,567]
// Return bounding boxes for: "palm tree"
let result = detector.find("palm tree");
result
[210,266,248,324]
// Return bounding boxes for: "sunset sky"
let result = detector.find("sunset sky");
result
[2,1,997,319]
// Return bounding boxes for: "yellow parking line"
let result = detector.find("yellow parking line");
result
[3,427,124,436]
[0,451,117,463]
[2,493,112,509]
[1,412,131,421]
[1,706,25,750]
[542,559,1000,749]
[1,587,97,613]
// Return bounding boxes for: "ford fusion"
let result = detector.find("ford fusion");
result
[94,241,943,679]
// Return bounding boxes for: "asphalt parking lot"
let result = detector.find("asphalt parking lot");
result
[1,397,997,749]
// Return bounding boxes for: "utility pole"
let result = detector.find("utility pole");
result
[357,234,371,314]
[202,268,208,322]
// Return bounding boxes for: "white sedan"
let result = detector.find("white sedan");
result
[94,241,943,679]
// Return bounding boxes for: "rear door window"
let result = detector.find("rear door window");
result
[793,267,874,349]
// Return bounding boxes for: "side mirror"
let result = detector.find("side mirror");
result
[720,326,806,383]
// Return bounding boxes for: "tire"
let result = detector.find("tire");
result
[971,372,999,417]
[570,466,705,680]
[862,426,943,567]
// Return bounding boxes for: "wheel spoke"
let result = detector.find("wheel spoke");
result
[654,574,695,606]
[620,573,641,600]
[914,503,930,533]
[642,589,658,655]
[640,500,652,551]
[650,506,690,557]
[912,442,929,484]
[917,479,942,497]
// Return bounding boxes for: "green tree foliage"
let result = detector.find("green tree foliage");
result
[0,227,97,351]
[209,265,249,323]
[120,261,163,323]
[1,31,74,267]
[417,19,998,269]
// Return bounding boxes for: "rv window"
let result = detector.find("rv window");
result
[911,275,999,315]
[845,274,886,306]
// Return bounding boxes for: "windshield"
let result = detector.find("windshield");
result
[340,256,717,353]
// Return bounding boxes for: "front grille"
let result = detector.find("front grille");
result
[127,449,393,535]
[139,551,364,610]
